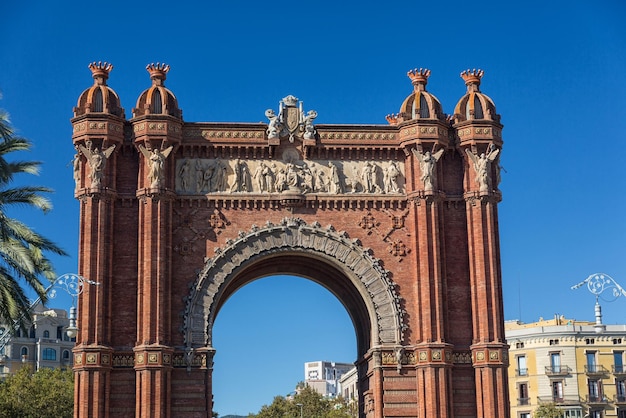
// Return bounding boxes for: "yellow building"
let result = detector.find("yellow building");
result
[506,314,626,418]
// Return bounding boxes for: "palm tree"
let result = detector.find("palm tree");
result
[0,110,67,328]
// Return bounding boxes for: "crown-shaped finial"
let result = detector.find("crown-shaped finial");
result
[460,69,484,86]
[407,68,431,87]
[385,113,399,126]
[146,63,170,84]
[88,61,113,85]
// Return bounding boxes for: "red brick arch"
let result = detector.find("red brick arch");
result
[71,65,510,418]
[183,217,406,357]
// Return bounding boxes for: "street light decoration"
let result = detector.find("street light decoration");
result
[572,272,625,334]
[48,273,100,338]
[571,273,626,302]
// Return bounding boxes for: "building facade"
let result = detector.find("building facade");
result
[0,304,74,377]
[72,62,508,417]
[507,315,626,418]
[304,360,355,398]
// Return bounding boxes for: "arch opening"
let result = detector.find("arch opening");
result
[212,275,357,415]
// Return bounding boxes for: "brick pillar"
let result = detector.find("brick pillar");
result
[415,345,453,418]
[408,138,454,417]
[134,189,175,418]
[72,111,124,418]
[460,139,510,418]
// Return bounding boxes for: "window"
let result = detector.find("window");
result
[518,383,529,405]
[57,326,63,340]
[564,409,583,418]
[43,330,49,338]
[551,352,561,373]
[552,381,563,401]
[614,338,623,344]
[616,351,624,373]
[587,351,597,372]
[589,410,602,418]
[42,348,56,361]
[93,88,103,112]
[519,413,531,418]
[516,342,525,349]
[20,347,28,357]
[588,379,602,402]
[618,408,626,418]
[550,339,560,345]
[517,355,527,376]
[151,90,162,114]
[617,379,626,402]
[586,338,596,345]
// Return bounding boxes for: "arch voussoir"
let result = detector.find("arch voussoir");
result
[182,217,406,350]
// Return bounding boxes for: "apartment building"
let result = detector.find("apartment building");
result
[0,303,75,377]
[506,315,626,418]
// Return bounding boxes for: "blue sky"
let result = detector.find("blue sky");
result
[1,0,626,415]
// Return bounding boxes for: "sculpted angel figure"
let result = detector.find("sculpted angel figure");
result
[412,148,444,191]
[139,144,174,188]
[465,144,500,192]
[78,143,116,188]
[265,109,281,139]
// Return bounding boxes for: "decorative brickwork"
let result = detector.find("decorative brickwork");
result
[71,63,509,418]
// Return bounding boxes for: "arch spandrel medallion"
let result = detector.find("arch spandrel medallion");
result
[183,217,407,352]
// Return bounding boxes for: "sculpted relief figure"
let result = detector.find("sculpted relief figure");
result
[347,164,361,193]
[213,158,228,192]
[328,161,343,194]
[72,150,81,188]
[265,109,281,139]
[465,144,500,192]
[175,158,403,196]
[413,148,444,191]
[275,167,287,192]
[302,110,317,140]
[384,161,401,194]
[78,142,116,188]
[178,158,191,192]
[139,144,174,188]
[361,162,382,193]
[232,159,250,193]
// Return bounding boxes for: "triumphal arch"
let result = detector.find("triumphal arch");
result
[71,62,509,417]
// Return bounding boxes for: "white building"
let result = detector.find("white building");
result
[304,360,354,398]
[0,303,75,377]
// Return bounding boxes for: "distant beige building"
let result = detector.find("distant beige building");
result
[0,303,74,377]
[506,314,626,418]
[304,360,355,398]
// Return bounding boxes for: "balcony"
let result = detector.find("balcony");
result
[537,396,581,406]
[584,365,609,376]
[516,368,528,377]
[584,395,609,406]
[517,397,530,406]
[614,394,626,405]
[545,365,572,376]
[614,365,626,377]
